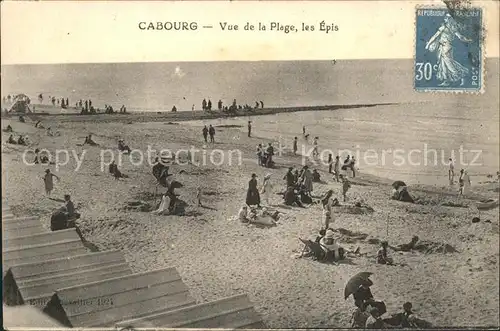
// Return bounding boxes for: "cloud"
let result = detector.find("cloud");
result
[172,66,185,78]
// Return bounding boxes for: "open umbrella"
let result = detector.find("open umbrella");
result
[392,181,407,190]
[344,272,373,300]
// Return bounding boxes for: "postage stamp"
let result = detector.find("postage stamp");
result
[414,6,483,92]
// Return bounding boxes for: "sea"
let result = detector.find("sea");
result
[2,59,499,184]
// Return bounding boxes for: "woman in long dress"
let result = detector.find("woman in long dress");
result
[43,169,59,196]
[246,173,261,207]
[425,14,472,86]
[260,173,273,205]
[300,165,313,193]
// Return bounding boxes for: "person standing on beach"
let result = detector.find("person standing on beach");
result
[246,173,261,208]
[260,173,273,205]
[340,174,351,202]
[293,137,298,155]
[458,169,471,196]
[202,99,207,111]
[192,104,195,111]
[260,101,264,108]
[208,125,215,143]
[350,156,356,178]
[43,169,59,196]
[300,165,313,194]
[218,100,223,111]
[334,156,340,182]
[207,99,212,111]
[448,158,455,184]
[202,125,209,143]
[265,142,274,168]
[312,137,319,159]
[248,121,252,137]
[302,125,306,135]
[328,153,333,173]
[284,167,295,188]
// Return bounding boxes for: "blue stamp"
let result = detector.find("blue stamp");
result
[415,7,483,92]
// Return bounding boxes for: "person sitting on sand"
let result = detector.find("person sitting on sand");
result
[118,139,132,153]
[385,302,419,328]
[19,116,25,123]
[392,236,419,252]
[238,205,250,223]
[365,307,389,329]
[298,185,313,204]
[351,300,371,328]
[312,169,321,182]
[51,206,69,231]
[377,241,393,265]
[83,134,98,146]
[7,134,16,144]
[284,186,304,208]
[152,193,170,215]
[17,135,26,145]
[315,229,327,243]
[5,125,13,132]
[63,194,81,222]
[113,165,127,180]
[109,161,117,174]
[319,229,342,261]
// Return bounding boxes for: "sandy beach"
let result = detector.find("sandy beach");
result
[2,107,499,328]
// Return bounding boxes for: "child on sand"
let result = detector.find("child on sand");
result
[376,241,393,265]
[43,169,59,196]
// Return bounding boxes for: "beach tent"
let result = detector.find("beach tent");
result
[8,94,32,114]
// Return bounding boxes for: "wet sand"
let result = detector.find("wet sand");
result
[1,113,499,328]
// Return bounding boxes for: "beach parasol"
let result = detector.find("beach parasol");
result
[344,272,373,300]
[392,181,407,190]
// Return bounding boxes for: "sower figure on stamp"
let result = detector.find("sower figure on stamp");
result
[425,13,473,87]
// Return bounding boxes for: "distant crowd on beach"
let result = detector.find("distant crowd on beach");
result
[190,98,265,113]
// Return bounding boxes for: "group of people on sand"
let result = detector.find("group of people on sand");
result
[351,284,426,328]
[448,158,472,196]
[202,125,216,143]
[7,134,27,145]
[256,142,275,168]
[200,98,264,112]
